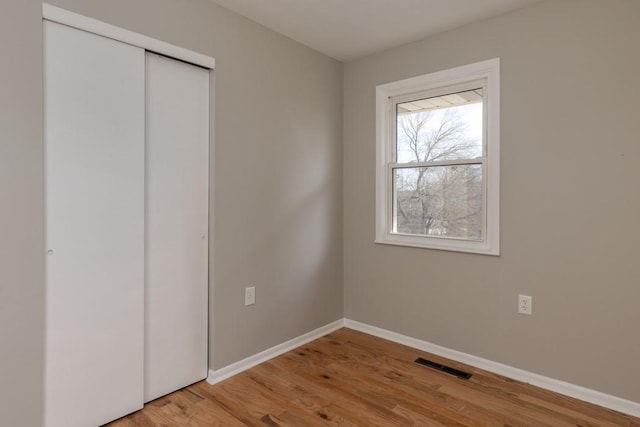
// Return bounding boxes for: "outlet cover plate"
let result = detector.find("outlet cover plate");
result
[518,294,532,315]
[245,286,255,306]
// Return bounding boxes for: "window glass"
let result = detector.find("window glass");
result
[393,165,482,240]
[396,89,483,163]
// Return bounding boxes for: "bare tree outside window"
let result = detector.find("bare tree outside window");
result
[393,90,483,240]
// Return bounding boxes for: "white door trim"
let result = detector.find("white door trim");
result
[42,3,215,70]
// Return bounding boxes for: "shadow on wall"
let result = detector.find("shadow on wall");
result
[215,123,341,352]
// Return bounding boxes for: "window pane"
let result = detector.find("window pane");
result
[393,165,482,240]
[396,89,483,164]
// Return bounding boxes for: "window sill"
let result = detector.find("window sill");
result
[374,235,499,256]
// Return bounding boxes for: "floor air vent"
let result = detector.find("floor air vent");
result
[414,357,472,380]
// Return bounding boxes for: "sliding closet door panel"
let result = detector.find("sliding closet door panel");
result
[145,53,209,402]
[44,21,145,427]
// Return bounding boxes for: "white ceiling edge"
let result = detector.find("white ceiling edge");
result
[209,0,543,62]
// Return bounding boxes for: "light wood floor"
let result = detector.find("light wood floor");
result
[109,328,640,426]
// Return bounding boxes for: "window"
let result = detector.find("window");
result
[375,58,500,255]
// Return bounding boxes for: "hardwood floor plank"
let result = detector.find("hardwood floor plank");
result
[249,363,364,426]
[330,329,637,426]
[266,356,415,426]
[297,341,533,427]
[107,328,640,426]
[279,348,483,426]
[298,336,527,426]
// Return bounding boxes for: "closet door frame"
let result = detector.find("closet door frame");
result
[43,4,215,69]
[42,2,215,423]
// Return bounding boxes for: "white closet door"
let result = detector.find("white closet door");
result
[144,52,209,402]
[44,21,145,427]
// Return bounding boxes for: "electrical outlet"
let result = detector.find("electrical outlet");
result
[518,294,532,315]
[245,286,255,306]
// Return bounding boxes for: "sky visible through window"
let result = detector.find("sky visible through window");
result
[396,102,483,164]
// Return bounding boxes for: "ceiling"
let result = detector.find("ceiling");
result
[209,0,542,62]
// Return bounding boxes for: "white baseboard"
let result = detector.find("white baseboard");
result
[206,319,345,385]
[205,317,639,418]
[344,319,640,418]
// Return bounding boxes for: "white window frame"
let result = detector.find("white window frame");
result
[375,58,500,255]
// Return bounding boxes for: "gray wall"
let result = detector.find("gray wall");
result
[344,0,640,403]
[0,1,343,425]
[0,1,46,426]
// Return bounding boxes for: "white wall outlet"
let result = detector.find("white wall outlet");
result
[245,286,256,306]
[518,294,532,315]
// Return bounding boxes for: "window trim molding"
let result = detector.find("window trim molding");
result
[375,58,500,255]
